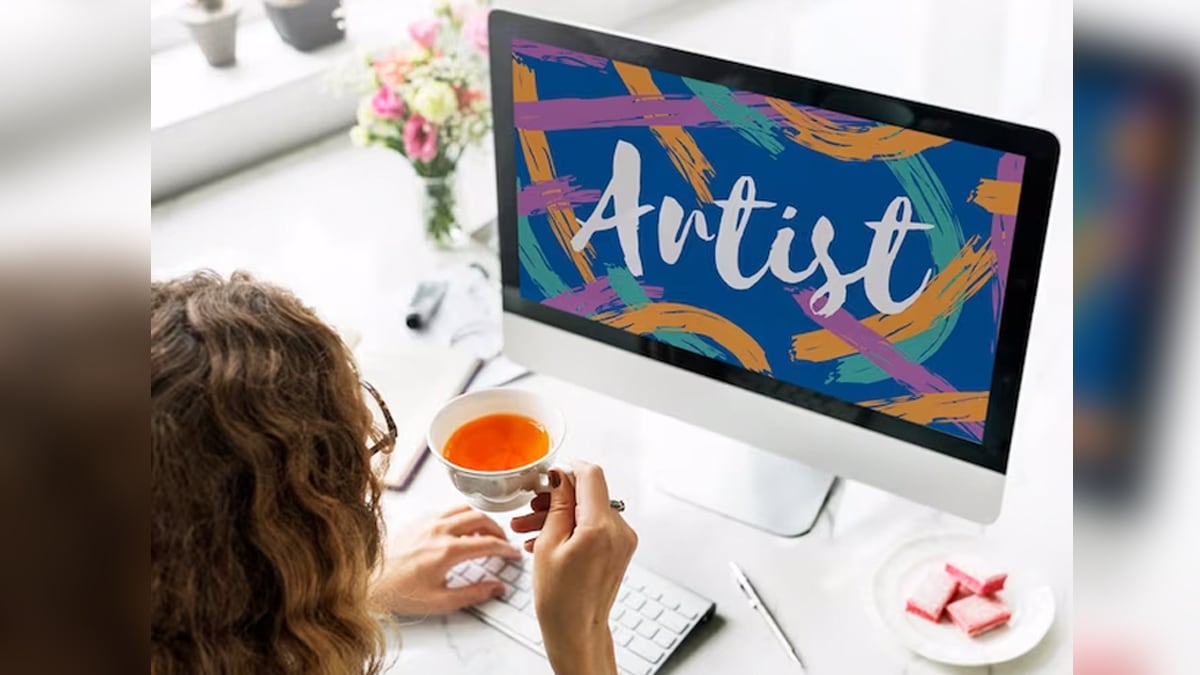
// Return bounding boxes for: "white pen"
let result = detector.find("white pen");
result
[729,561,807,672]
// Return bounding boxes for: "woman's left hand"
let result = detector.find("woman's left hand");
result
[368,504,522,615]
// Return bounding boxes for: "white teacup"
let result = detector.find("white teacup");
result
[427,387,565,512]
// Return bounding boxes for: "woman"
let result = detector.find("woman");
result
[151,271,637,675]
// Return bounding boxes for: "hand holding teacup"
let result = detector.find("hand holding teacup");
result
[427,388,636,671]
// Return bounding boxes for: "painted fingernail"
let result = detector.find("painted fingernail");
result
[548,470,561,488]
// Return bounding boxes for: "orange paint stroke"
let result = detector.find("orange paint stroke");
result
[858,391,989,424]
[513,60,596,283]
[595,302,771,374]
[765,97,952,161]
[612,62,716,203]
[968,178,1021,216]
[791,236,996,362]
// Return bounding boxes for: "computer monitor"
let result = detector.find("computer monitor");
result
[488,11,1059,527]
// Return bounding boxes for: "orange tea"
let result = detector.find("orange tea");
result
[443,413,550,472]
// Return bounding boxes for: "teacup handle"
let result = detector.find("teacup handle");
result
[534,465,573,493]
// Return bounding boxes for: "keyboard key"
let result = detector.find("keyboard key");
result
[644,588,663,601]
[615,650,652,675]
[639,602,663,621]
[622,594,646,612]
[609,607,625,622]
[515,572,532,591]
[676,598,706,620]
[499,565,521,583]
[628,636,665,664]
[652,631,677,650]
[507,590,531,610]
[618,587,631,602]
[657,610,689,635]
[472,598,544,645]
[483,557,505,574]
[499,584,518,602]
[619,612,642,630]
[613,627,635,647]
[445,573,469,589]
[634,621,658,640]
[658,593,682,611]
[614,653,652,672]
[462,566,485,584]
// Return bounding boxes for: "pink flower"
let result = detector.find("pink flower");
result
[408,17,442,50]
[374,51,414,88]
[371,86,404,120]
[462,9,489,54]
[403,114,438,162]
[456,86,483,111]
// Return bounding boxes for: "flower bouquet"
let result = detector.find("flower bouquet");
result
[350,1,491,247]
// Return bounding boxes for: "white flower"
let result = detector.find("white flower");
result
[356,98,378,126]
[408,79,458,124]
[349,125,372,147]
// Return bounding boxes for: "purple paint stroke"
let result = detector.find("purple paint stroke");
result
[542,276,664,317]
[513,39,609,69]
[517,176,601,216]
[793,289,984,441]
[514,93,877,132]
[515,94,717,131]
[989,153,1026,333]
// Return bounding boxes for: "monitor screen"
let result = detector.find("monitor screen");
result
[509,38,1030,456]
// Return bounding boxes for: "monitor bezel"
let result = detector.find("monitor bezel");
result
[489,10,1060,475]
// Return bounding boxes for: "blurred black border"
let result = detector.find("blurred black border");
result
[1074,32,1198,504]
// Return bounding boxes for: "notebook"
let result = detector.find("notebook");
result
[355,342,484,490]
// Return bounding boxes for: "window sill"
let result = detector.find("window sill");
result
[152,18,358,132]
[150,0,696,202]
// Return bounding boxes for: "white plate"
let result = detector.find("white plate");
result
[871,532,1055,666]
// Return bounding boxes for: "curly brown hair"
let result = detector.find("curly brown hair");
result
[151,271,387,675]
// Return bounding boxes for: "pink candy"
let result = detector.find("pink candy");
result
[946,594,1012,637]
[904,556,1013,637]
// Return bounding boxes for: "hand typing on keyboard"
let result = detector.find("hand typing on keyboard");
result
[368,504,522,615]
[509,462,638,675]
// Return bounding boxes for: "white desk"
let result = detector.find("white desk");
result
[152,2,1072,672]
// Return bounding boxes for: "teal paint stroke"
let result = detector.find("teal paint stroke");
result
[606,264,652,308]
[830,155,968,385]
[518,213,569,298]
[652,328,729,362]
[886,154,965,268]
[682,77,786,156]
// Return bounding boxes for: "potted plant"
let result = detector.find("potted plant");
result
[263,0,345,52]
[347,1,492,248]
[179,0,241,68]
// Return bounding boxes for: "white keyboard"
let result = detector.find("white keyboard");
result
[447,556,715,675]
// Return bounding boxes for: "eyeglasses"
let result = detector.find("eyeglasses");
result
[361,379,397,455]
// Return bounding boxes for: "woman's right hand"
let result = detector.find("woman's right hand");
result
[510,463,637,675]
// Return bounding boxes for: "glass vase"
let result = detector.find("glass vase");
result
[419,173,467,249]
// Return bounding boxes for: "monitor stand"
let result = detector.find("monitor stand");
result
[644,414,836,538]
